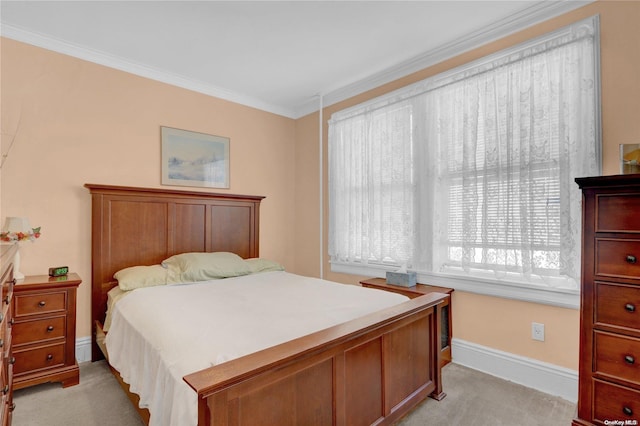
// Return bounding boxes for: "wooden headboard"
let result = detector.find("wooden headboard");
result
[85,184,264,361]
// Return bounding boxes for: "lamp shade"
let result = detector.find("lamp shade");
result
[2,217,32,233]
[1,216,35,281]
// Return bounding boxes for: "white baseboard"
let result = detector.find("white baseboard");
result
[76,336,92,364]
[451,338,578,403]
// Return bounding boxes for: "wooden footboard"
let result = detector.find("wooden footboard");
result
[184,292,447,426]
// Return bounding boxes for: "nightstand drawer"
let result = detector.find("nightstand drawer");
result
[593,379,639,423]
[594,331,640,385]
[14,291,66,317]
[13,343,65,375]
[595,238,640,281]
[595,282,640,331]
[12,316,66,345]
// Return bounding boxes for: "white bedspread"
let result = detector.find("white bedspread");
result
[105,271,409,426]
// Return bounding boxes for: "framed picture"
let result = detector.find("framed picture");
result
[620,143,640,175]
[161,126,230,189]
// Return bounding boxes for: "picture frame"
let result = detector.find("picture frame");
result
[161,126,230,189]
[620,143,640,175]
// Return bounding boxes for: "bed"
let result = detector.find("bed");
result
[85,183,448,426]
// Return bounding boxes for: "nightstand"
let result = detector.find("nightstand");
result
[360,277,453,366]
[12,273,81,389]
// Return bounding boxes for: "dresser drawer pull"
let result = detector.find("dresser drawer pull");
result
[0,338,3,348]
[46,354,53,361]
[38,300,46,307]
[9,357,15,365]
[9,403,15,412]
[46,325,54,332]
[3,296,9,305]
[623,406,633,416]
[0,313,3,323]
[625,303,637,313]
[625,355,636,364]
[626,254,638,264]
[2,385,8,395]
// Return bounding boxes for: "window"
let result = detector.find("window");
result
[328,17,600,308]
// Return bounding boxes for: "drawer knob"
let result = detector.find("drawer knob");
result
[3,296,8,305]
[46,354,53,361]
[625,355,636,364]
[9,403,15,412]
[0,338,3,348]
[623,406,633,416]
[0,313,3,323]
[2,385,8,395]
[38,300,46,307]
[625,303,636,313]
[10,357,15,365]
[626,254,637,264]
[9,318,13,326]
[46,325,54,332]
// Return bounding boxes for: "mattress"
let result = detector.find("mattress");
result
[105,271,409,426]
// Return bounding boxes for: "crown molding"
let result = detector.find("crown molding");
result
[0,23,298,119]
[2,1,594,120]
[295,0,595,118]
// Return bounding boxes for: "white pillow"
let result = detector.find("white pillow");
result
[161,252,252,282]
[114,265,174,291]
[245,258,285,273]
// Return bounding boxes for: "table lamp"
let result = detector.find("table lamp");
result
[1,216,41,280]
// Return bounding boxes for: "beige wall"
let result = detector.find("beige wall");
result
[0,38,297,338]
[295,0,640,371]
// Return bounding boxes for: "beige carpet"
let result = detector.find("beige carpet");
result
[13,360,575,425]
[398,363,576,426]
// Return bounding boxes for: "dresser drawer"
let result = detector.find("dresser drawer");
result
[12,316,66,346]
[595,331,640,385]
[595,238,640,281]
[596,282,640,331]
[593,379,639,423]
[597,193,640,233]
[14,291,66,318]
[13,343,65,375]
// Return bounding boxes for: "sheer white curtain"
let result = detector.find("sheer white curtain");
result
[329,100,415,268]
[329,16,600,295]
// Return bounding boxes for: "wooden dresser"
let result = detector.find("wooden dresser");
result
[0,244,17,426]
[12,273,81,390]
[574,174,640,425]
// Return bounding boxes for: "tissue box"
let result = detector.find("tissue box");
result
[385,271,417,288]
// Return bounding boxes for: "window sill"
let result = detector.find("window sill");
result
[331,262,579,309]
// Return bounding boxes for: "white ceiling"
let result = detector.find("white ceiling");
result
[1,1,591,118]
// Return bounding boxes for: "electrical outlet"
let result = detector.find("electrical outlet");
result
[532,322,545,341]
